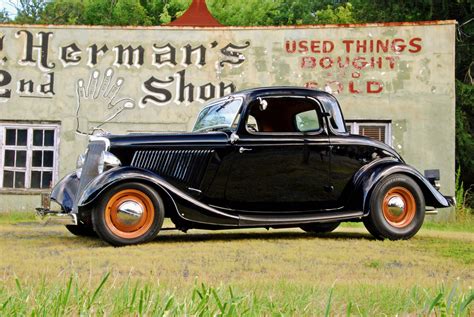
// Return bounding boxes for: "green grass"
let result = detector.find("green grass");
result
[0,212,472,315]
[0,275,472,316]
[0,211,37,224]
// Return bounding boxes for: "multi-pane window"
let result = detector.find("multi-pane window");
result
[1,124,60,190]
[346,121,391,146]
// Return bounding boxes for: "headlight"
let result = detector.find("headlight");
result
[98,151,121,174]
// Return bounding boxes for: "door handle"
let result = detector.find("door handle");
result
[239,147,252,154]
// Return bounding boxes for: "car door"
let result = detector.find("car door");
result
[225,95,332,213]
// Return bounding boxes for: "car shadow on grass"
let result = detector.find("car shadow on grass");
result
[151,230,375,244]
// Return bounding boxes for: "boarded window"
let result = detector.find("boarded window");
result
[346,121,391,145]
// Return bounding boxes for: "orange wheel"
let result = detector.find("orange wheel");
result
[104,189,155,239]
[92,182,164,246]
[363,174,425,240]
[381,186,416,228]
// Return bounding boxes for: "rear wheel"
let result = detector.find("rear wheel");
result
[300,222,340,233]
[92,182,164,246]
[363,174,425,240]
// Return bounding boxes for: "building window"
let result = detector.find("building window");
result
[0,123,60,190]
[346,121,391,146]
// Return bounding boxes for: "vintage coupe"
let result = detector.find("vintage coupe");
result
[38,87,454,246]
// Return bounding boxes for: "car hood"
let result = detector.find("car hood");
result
[105,131,230,148]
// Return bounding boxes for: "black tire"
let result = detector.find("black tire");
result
[92,182,165,246]
[65,223,96,237]
[364,173,425,240]
[300,222,340,233]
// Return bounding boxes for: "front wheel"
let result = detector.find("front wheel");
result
[363,174,425,240]
[92,182,164,246]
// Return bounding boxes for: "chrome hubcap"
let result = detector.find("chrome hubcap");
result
[117,200,144,226]
[387,196,405,217]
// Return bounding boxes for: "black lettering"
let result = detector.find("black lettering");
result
[18,79,34,93]
[141,75,174,106]
[0,70,12,99]
[60,43,81,65]
[182,44,206,67]
[219,82,236,96]
[87,44,108,67]
[39,72,55,95]
[176,69,194,103]
[152,43,176,67]
[114,45,145,67]
[220,41,250,67]
[16,30,55,70]
[198,83,215,101]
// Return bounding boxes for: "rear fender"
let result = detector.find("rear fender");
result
[346,158,452,214]
[78,166,239,226]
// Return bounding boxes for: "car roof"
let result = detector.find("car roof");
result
[230,86,335,99]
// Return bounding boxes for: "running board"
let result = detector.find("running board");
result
[36,208,78,225]
[239,211,364,226]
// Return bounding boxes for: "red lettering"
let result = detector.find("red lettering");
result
[408,37,422,53]
[356,40,367,53]
[391,39,406,52]
[385,56,398,69]
[376,40,389,53]
[301,56,316,68]
[342,40,354,53]
[299,40,308,53]
[367,81,383,93]
[285,41,296,53]
[349,81,360,94]
[322,41,334,53]
[310,40,321,53]
[352,56,368,70]
[319,57,333,69]
[337,56,350,68]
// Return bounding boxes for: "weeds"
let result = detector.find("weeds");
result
[0,276,472,315]
[455,166,473,221]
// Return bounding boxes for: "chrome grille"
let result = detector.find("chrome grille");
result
[131,149,213,186]
[73,140,106,213]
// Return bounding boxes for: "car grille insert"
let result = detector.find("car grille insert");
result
[131,149,214,187]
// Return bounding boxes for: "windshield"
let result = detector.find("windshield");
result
[193,97,243,132]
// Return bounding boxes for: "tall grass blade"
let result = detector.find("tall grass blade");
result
[88,272,110,309]
[212,288,225,313]
[459,291,473,313]
[325,287,333,317]
[427,292,443,314]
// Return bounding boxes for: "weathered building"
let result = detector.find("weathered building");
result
[0,20,456,217]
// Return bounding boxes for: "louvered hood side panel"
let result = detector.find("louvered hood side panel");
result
[130,149,214,187]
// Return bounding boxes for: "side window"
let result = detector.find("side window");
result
[295,110,320,132]
[246,115,259,132]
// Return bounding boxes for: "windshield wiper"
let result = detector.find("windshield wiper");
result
[216,96,235,112]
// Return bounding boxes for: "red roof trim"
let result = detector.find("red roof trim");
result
[166,0,221,27]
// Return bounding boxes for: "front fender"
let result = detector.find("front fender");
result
[78,166,239,226]
[346,158,453,213]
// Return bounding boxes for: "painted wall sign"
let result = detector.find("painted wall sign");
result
[0,22,456,200]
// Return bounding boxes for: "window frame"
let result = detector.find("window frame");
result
[241,95,325,136]
[0,122,60,192]
[346,120,392,146]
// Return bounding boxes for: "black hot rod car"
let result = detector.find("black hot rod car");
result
[38,87,454,246]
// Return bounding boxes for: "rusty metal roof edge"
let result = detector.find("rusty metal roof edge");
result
[0,20,457,31]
